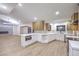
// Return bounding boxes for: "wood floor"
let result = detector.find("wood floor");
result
[0,35,67,56]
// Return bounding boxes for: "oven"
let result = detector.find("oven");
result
[25,35,32,41]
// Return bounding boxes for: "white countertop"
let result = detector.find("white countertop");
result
[21,33,35,36]
[21,32,65,36]
[66,35,79,39]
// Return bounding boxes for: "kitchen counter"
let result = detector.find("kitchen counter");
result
[21,32,65,47]
[21,32,65,35]
[66,35,79,39]
[65,34,79,43]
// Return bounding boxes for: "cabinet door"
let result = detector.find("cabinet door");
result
[70,12,78,31]
[32,21,44,31]
[48,34,53,42]
[20,26,28,34]
[70,24,78,31]
[42,35,48,43]
[54,34,64,41]
[59,34,64,41]
[72,49,79,56]
[48,34,58,41]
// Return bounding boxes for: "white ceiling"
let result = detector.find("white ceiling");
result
[0,3,16,14]
[0,3,78,24]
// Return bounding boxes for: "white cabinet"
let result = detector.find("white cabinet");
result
[69,40,79,56]
[13,25,20,35]
[37,33,65,43]
[46,33,64,42]
[48,34,56,41]
[59,34,64,41]
[37,33,55,43]
[52,34,64,41]
[20,26,29,34]
[21,34,36,47]
[21,33,65,47]
[41,35,49,43]
[21,27,28,34]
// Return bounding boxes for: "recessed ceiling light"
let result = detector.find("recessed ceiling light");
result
[18,3,23,7]
[56,11,60,15]
[34,17,37,21]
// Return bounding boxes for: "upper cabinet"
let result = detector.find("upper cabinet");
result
[70,12,79,31]
[71,12,78,25]
[44,23,51,31]
[32,21,51,32]
[32,21,44,31]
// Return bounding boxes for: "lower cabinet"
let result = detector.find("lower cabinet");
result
[51,34,64,41]
[48,34,57,41]
[21,35,36,47]
[39,34,55,43]
[40,33,64,43]
[69,40,79,56]
[42,35,49,43]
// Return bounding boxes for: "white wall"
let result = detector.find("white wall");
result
[13,25,20,35]
[0,25,21,35]
[0,25,13,35]
[21,23,32,27]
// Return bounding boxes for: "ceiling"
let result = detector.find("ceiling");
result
[0,3,78,24]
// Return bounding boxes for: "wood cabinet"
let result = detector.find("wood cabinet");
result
[32,21,44,31]
[70,24,78,31]
[71,13,78,21]
[32,21,51,31]
[69,12,79,31]
[44,23,51,31]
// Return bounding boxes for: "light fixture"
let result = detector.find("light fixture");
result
[18,3,23,7]
[1,15,20,25]
[55,11,60,15]
[3,23,11,25]
[34,17,37,21]
[8,19,19,24]
[50,23,53,26]
[3,17,19,25]
[0,5,7,10]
